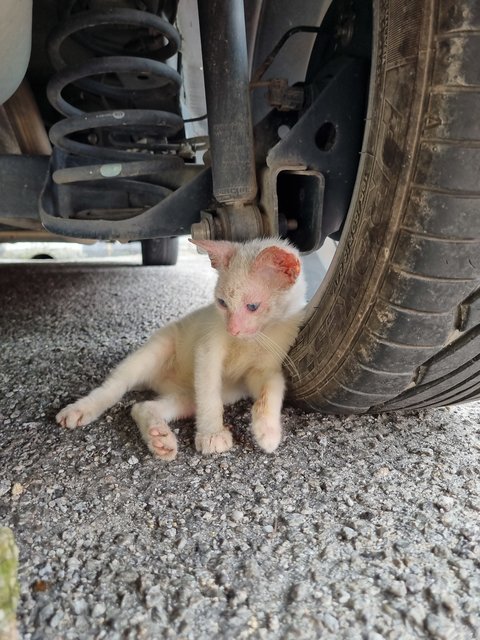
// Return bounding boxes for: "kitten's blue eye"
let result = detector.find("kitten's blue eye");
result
[217,298,227,308]
[246,303,260,312]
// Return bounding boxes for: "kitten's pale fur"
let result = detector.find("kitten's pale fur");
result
[56,238,306,460]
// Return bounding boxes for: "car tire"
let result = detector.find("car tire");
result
[141,237,179,266]
[289,0,480,412]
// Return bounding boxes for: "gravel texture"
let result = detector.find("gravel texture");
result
[1,249,479,640]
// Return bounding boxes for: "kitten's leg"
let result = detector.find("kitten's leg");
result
[56,332,174,429]
[131,395,195,462]
[194,341,233,455]
[246,371,285,453]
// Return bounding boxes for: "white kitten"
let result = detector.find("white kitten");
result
[56,238,306,460]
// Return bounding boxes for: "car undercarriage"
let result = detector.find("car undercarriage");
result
[0,0,370,254]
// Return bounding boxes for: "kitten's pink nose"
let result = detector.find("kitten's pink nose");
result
[227,317,242,336]
[228,324,241,336]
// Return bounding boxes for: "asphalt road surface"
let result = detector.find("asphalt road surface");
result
[1,249,479,640]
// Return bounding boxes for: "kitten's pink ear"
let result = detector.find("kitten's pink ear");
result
[189,238,236,270]
[252,246,301,288]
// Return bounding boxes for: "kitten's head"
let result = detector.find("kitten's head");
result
[190,238,305,338]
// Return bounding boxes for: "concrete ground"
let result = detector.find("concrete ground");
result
[0,247,479,640]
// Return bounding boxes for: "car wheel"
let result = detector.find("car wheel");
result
[289,0,480,412]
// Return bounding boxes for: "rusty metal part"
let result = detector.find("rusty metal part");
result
[265,78,305,112]
[3,81,52,155]
[191,205,267,242]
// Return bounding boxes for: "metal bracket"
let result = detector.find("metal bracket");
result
[266,56,369,243]
[259,166,325,253]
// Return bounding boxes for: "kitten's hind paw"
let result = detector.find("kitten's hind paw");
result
[56,398,98,429]
[146,426,178,462]
[131,402,178,462]
[195,428,233,455]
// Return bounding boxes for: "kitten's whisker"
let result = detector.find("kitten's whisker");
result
[257,333,289,366]
[270,345,299,379]
[253,334,280,365]
[255,332,300,379]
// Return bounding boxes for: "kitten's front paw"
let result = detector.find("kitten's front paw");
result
[253,421,282,453]
[195,428,233,455]
[56,398,98,429]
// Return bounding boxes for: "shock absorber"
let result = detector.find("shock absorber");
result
[45,1,187,222]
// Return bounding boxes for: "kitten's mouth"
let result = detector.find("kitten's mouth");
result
[228,330,257,340]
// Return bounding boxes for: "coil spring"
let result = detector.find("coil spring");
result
[45,2,185,213]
